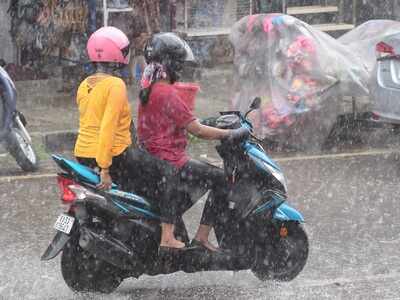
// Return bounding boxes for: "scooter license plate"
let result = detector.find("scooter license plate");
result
[54,214,75,234]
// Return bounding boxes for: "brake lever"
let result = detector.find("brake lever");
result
[250,133,263,144]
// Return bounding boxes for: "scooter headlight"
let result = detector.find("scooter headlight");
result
[262,161,288,193]
[251,155,288,192]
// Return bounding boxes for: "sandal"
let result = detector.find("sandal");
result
[158,245,188,254]
[189,239,230,254]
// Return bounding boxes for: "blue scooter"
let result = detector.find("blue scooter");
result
[0,66,38,171]
[41,97,308,294]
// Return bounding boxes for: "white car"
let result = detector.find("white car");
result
[369,34,400,124]
[338,20,400,124]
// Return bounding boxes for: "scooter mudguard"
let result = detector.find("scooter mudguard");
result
[0,66,16,134]
[41,231,72,261]
[273,203,305,222]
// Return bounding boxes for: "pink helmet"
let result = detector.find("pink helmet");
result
[87,26,130,65]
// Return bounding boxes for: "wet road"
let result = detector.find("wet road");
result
[1,150,400,299]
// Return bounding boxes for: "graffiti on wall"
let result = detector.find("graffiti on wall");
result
[8,0,89,69]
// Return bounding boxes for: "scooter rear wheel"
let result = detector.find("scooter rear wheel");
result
[61,235,123,294]
[252,221,309,282]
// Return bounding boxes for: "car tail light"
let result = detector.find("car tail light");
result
[371,112,381,121]
[376,42,395,58]
[57,175,77,203]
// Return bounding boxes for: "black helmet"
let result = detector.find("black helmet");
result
[144,33,195,82]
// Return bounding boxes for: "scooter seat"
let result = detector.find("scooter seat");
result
[52,154,102,186]
[52,154,153,209]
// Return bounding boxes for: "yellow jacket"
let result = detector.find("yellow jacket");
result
[74,74,132,168]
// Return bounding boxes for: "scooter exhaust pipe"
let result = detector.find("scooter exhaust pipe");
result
[79,226,143,272]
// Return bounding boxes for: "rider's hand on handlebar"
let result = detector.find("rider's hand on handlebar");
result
[98,168,112,190]
[225,127,250,142]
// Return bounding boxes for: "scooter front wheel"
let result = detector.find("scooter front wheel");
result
[6,127,38,172]
[252,221,309,282]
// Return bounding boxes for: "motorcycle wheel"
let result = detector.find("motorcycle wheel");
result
[61,236,123,294]
[6,127,38,172]
[252,221,309,282]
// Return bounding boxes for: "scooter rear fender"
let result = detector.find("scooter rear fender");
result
[41,231,72,261]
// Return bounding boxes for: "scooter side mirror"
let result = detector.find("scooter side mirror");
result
[250,97,261,110]
[244,97,261,119]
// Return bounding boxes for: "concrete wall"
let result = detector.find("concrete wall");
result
[337,0,400,25]
[0,0,15,63]
[355,0,398,24]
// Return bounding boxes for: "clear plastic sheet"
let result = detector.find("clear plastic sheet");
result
[338,20,400,72]
[229,14,370,149]
[344,21,400,122]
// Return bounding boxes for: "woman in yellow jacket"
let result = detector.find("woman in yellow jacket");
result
[74,26,133,190]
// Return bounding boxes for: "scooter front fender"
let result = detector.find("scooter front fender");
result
[0,129,8,140]
[41,231,72,261]
[0,66,17,132]
[273,203,305,223]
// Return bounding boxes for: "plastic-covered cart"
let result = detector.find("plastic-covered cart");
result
[229,14,369,150]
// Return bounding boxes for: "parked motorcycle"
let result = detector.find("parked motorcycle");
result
[0,66,38,172]
[41,98,308,294]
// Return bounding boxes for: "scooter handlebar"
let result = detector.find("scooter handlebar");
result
[224,126,251,143]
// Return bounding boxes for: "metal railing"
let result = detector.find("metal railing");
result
[282,0,357,25]
[338,0,358,25]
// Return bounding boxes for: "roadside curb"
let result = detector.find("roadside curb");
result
[38,130,77,153]
[15,66,233,106]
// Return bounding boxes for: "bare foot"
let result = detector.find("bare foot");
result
[160,239,185,249]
